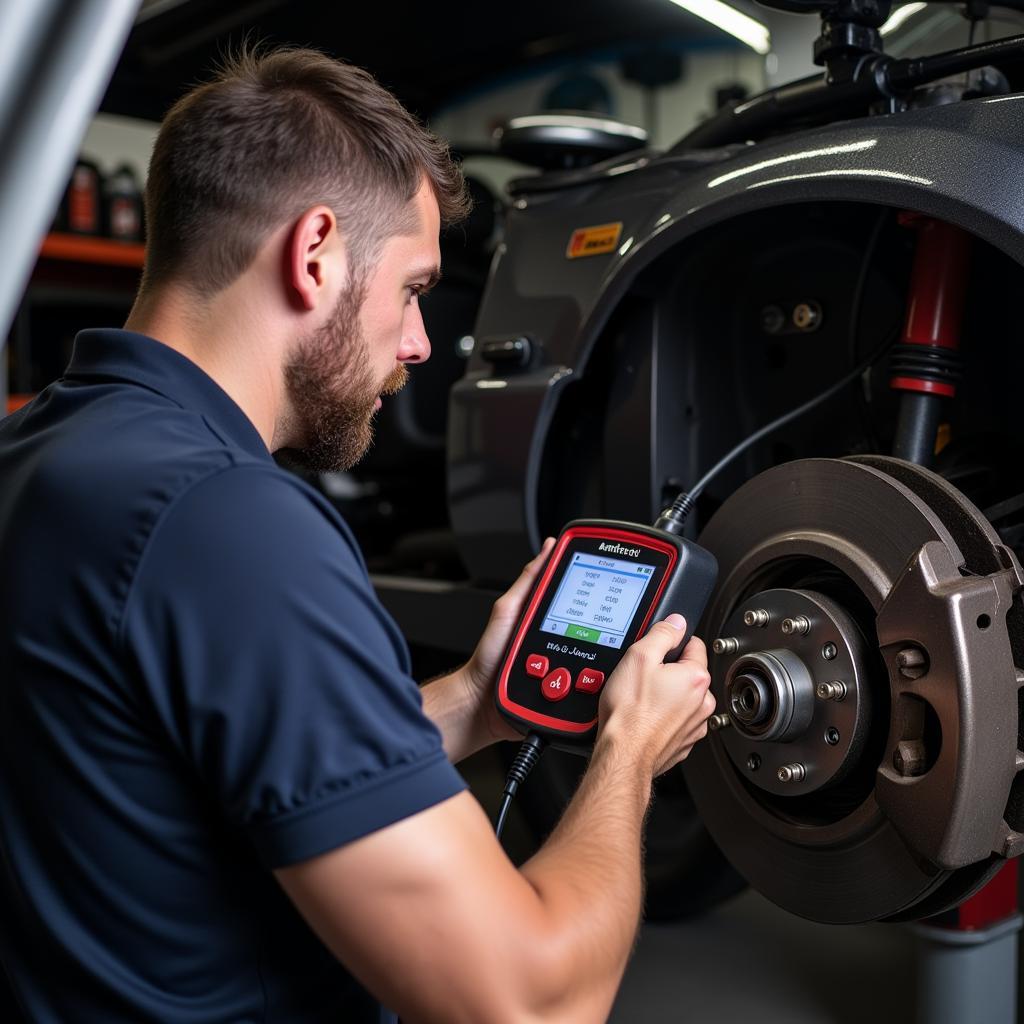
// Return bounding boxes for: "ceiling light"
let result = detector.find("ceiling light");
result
[666,0,771,54]
[880,2,928,35]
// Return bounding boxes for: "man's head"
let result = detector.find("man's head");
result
[138,46,469,469]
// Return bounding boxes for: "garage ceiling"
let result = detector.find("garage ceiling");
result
[102,0,735,123]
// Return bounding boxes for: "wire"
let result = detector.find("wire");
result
[848,210,891,451]
[495,793,514,839]
[495,733,546,840]
[658,326,901,528]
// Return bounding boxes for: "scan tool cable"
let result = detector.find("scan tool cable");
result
[495,732,545,840]
[657,327,899,532]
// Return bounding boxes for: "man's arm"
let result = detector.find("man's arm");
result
[277,619,714,1024]
[419,538,554,763]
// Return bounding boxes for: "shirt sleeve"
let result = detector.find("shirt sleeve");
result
[118,464,466,868]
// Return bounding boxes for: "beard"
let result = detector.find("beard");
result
[283,282,408,473]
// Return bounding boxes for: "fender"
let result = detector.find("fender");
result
[449,96,1024,582]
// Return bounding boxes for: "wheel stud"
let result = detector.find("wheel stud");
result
[781,615,810,636]
[709,713,732,731]
[777,762,806,783]
[816,680,847,701]
[744,609,770,627]
[712,637,739,655]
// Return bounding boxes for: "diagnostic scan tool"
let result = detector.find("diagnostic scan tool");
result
[496,519,718,751]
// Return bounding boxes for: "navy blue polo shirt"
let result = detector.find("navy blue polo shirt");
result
[0,329,466,1022]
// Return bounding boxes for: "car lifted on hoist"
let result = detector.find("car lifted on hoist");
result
[376,0,1024,924]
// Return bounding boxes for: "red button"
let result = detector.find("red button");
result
[525,654,549,678]
[541,668,572,701]
[575,668,605,694]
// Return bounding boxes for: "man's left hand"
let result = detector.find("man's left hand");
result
[421,538,555,760]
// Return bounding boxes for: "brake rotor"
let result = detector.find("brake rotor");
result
[685,456,1024,923]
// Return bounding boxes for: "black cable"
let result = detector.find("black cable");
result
[495,733,546,840]
[848,210,890,451]
[656,326,900,532]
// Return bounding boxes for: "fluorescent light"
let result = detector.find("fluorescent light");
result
[666,0,771,54]
[880,2,928,35]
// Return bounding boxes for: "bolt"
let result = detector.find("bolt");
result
[825,727,841,746]
[746,753,761,771]
[709,713,732,731]
[781,615,810,636]
[793,302,821,331]
[712,637,739,655]
[816,680,847,702]
[760,305,785,334]
[892,740,927,777]
[896,647,928,680]
[821,642,838,661]
[744,608,770,628]
[777,762,806,783]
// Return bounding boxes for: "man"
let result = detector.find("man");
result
[0,48,714,1022]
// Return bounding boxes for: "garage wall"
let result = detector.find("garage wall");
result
[80,112,158,181]
[432,46,766,149]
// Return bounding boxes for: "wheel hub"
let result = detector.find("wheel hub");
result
[713,588,871,798]
[686,456,1024,923]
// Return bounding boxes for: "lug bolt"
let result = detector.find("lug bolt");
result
[746,753,761,771]
[816,680,847,701]
[712,637,739,655]
[896,647,928,680]
[744,609,770,628]
[709,713,732,731]
[821,642,838,661]
[825,727,841,746]
[781,615,810,636]
[777,762,806,783]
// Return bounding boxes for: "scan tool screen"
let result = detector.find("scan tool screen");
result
[540,552,656,649]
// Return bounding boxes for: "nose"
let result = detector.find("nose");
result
[398,301,431,364]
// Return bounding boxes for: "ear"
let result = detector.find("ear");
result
[286,205,346,312]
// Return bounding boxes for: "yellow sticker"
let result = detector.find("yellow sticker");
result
[566,222,623,259]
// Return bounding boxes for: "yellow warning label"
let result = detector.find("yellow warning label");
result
[566,222,623,259]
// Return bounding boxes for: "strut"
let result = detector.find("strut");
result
[890,215,971,467]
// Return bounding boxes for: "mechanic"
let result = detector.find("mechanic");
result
[0,47,715,1023]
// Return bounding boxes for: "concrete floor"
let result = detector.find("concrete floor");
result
[460,744,1018,1024]
[611,889,915,1023]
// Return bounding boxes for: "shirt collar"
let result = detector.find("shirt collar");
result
[65,329,271,462]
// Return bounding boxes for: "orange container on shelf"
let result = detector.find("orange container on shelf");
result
[64,159,103,236]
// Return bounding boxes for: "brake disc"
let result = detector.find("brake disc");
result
[685,456,1024,923]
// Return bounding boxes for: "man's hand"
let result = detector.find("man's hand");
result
[420,538,555,761]
[597,613,714,776]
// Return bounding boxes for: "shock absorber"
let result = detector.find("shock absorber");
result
[889,215,971,467]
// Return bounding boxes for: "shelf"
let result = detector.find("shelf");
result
[39,233,145,269]
[7,394,35,415]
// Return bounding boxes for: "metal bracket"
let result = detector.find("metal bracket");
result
[875,541,1020,869]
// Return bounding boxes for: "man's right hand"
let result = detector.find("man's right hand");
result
[598,612,714,778]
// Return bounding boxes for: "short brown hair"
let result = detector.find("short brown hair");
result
[141,46,469,297]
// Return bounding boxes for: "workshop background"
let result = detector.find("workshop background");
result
[6,0,1024,1020]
